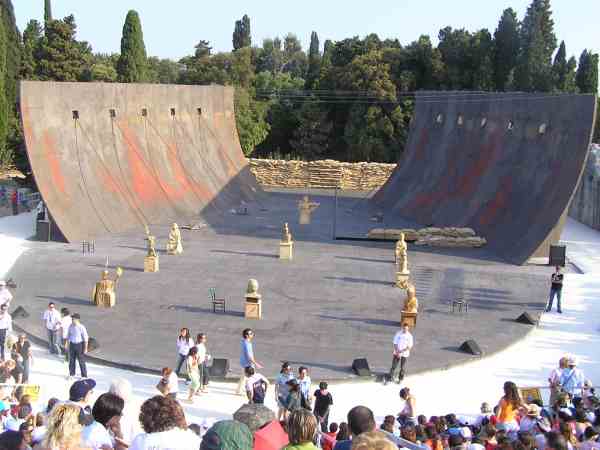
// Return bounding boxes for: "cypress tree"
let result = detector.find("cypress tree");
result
[117,10,148,82]
[493,8,520,91]
[576,50,599,94]
[305,31,321,90]
[232,14,251,50]
[20,19,42,79]
[0,0,20,117]
[0,15,8,166]
[551,41,577,92]
[44,0,53,23]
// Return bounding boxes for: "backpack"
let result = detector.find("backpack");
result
[252,379,266,404]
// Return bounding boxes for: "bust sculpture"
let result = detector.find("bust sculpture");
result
[245,278,262,319]
[167,223,183,255]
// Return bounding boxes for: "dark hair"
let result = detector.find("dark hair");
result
[48,302,55,307]
[518,431,535,450]
[319,381,328,390]
[139,395,186,433]
[503,381,521,409]
[187,346,198,358]
[298,366,307,375]
[188,423,201,436]
[337,422,350,440]
[280,362,291,373]
[242,328,253,338]
[400,387,411,399]
[61,307,70,316]
[196,333,206,343]
[584,426,599,440]
[0,430,25,448]
[46,397,60,414]
[347,405,375,436]
[418,415,427,426]
[92,393,124,427]
[244,366,255,377]
[381,415,395,433]
[574,408,587,423]
[72,313,81,320]
[401,424,417,443]
[329,422,339,433]
[17,404,32,419]
[178,328,190,340]
[449,434,464,448]
[546,431,568,450]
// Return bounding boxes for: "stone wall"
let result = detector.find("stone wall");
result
[248,158,396,190]
[569,144,600,230]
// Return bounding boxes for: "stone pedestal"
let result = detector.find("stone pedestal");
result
[245,295,262,319]
[395,272,410,289]
[280,241,294,260]
[144,255,159,272]
[401,311,417,328]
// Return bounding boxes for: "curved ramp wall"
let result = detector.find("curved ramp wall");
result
[20,81,259,242]
[374,92,597,265]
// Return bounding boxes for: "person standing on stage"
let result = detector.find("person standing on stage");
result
[0,281,13,308]
[546,266,564,313]
[237,328,262,395]
[388,323,413,384]
[42,302,61,355]
[175,328,194,378]
[0,304,12,361]
[66,313,89,379]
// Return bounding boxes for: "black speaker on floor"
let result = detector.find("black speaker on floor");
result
[11,306,29,319]
[352,358,371,377]
[516,312,537,325]
[459,340,482,356]
[87,337,99,352]
[549,245,566,267]
[210,358,230,377]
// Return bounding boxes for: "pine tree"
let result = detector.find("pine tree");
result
[514,0,557,92]
[305,31,320,90]
[232,14,251,50]
[20,20,42,79]
[551,41,577,92]
[117,10,148,82]
[493,8,520,91]
[0,15,8,166]
[575,50,599,94]
[44,0,53,23]
[0,0,21,117]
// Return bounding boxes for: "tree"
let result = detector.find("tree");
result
[232,14,251,50]
[20,20,42,79]
[493,8,520,91]
[256,38,282,74]
[438,27,472,89]
[552,41,577,92]
[147,57,180,84]
[305,31,320,90]
[291,102,332,160]
[470,29,494,90]
[0,0,21,116]
[235,87,269,156]
[575,49,599,94]
[283,33,302,61]
[514,0,557,91]
[0,14,8,167]
[117,10,148,82]
[89,53,118,82]
[44,0,53,23]
[36,15,92,81]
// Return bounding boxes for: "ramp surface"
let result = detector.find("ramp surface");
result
[20,81,259,242]
[374,92,597,264]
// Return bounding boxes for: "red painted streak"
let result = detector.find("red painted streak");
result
[42,131,67,195]
[100,167,120,193]
[165,142,213,202]
[413,128,429,161]
[479,176,512,226]
[455,133,500,198]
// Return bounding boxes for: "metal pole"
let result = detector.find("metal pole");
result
[332,187,338,240]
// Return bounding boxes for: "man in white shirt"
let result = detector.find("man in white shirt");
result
[42,302,62,355]
[388,323,413,384]
[560,356,585,398]
[0,281,12,308]
[244,366,269,404]
[60,307,72,357]
[0,304,12,361]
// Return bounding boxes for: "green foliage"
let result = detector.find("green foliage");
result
[44,0,53,23]
[1,0,20,115]
[117,10,147,83]
[305,31,320,90]
[595,99,600,143]
[575,50,599,94]
[20,20,42,79]
[493,8,520,91]
[234,87,269,156]
[147,57,180,84]
[552,41,577,92]
[0,14,8,167]
[290,101,332,160]
[514,0,557,92]
[256,38,282,74]
[36,15,92,81]
[89,53,118,82]
[233,14,251,50]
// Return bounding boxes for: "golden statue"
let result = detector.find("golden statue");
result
[298,195,320,225]
[166,223,183,255]
[144,225,157,257]
[395,233,409,275]
[281,222,292,243]
[403,283,419,313]
[92,267,123,308]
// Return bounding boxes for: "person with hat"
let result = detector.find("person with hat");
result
[519,404,541,433]
[200,419,253,450]
[69,378,96,426]
[0,281,12,308]
[559,357,585,398]
[0,303,12,361]
[0,401,9,432]
[474,402,493,428]
[285,379,303,416]
[66,313,89,379]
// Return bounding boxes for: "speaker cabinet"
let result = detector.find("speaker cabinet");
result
[352,358,371,377]
[459,339,482,356]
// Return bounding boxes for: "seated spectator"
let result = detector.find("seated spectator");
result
[69,379,96,426]
[448,434,466,450]
[475,403,494,427]
[322,422,338,450]
[351,430,397,450]
[82,392,125,450]
[109,377,142,445]
[286,380,303,414]
[519,404,540,433]
[477,424,498,450]
[574,408,591,440]
[19,420,34,448]
[157,368,178,401]
[35,402,85,450]
[336,422,350,442]
[517,431,535,450]
[558,421,577,450]
[334,406,377,450]
[0,430,27,449]
[283,409,318,450]
[401,424,417,443]
[546,431,569,450]
[200,420,252,450]
[130,395,200,449]
[534,417,552,450]
[30,413,46,447]
[380,416,395,434]
[5,404,32,433]
[580,426,600,450]
[188,423,201,437]
[424,423,444,450]
[0,401,9,432]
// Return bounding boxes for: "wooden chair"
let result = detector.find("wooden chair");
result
[209,288,225,313]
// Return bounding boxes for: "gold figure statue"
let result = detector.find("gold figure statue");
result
[395,233,409,274]
[92,267,123,308]
[144,225,157,257]
[298,195,320,225]
[281,222,292,243]
[166,223,183,255]
[403,283,419,313]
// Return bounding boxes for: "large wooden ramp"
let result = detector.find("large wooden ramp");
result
[374,92,597,265]
[20,81,260,242]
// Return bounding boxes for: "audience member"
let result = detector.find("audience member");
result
[283,409,319,450]
[0,429,27,450]
[334,406,377,450]
[276,362,295,421]
[351,430,398,450]
[559,357,585,398]
[322,422,338,450]
[200,420,252,450]
[314,381,334,433]
[81,392,125,449]
[36,402,85,450]
[69,379,96,426]
[157,367,178,400]
[496,381,525,438]
[109,377,142,445]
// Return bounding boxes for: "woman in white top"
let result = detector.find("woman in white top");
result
[175,328,194,378]
[195,333,211,393]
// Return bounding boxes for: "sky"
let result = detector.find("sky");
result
[13,1,600,62]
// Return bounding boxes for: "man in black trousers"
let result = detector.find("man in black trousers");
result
[546,266,564,313]
[66,313,89,379]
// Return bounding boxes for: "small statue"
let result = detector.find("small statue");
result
[166,223,183,255]
[298,195,320,224]
[403,283,419,313]
[395,233,409,274]
[245,279,262,319]
[144,225,157,257]
[92,267,123,308]
[281,223,292,243]
[246,279,261,299]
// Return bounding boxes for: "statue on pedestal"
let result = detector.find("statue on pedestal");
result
[395,233,409,274]
[144,225,159,272]
[144,225,157,257]
[92,267,123,308]
[280,223,294,260]
[403,284,419,313]
[298,195,320,225]
[282,222,292,243]
[166,223,183,255]
[245,279,262,319]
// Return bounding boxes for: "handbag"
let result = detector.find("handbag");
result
[156,378,169,395]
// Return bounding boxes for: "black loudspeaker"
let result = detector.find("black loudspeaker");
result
[11,306,29,319]
[516,312,537,325]
[459,340,482,356]
[210,358,230,377]
[549,245,566,267]
[87,337,99,352]
[352,358,371,377]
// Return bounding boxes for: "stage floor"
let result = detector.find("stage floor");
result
[10,188,554,380]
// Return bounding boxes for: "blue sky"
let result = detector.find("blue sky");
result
[14,1,599,61]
